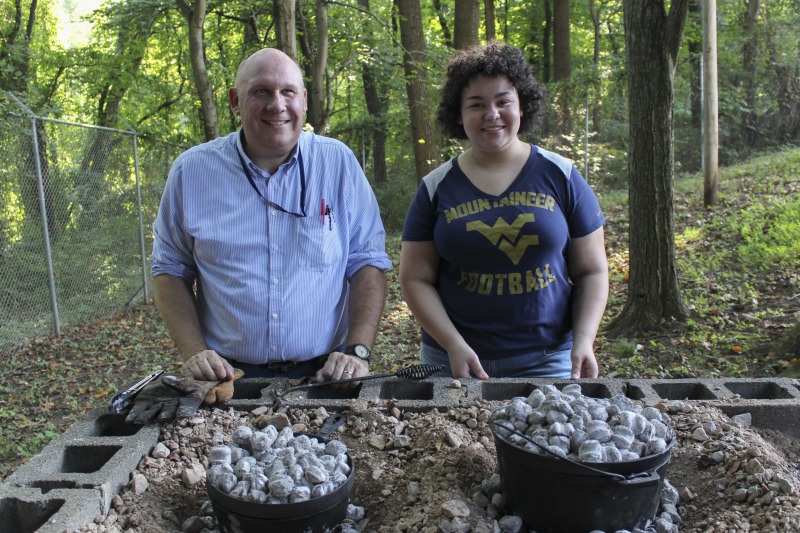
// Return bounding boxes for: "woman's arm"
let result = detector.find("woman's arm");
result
[566,227,609,378]
[399,241,489,379]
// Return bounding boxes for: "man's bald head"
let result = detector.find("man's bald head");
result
[235,48,304,91]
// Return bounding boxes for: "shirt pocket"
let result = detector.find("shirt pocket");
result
[298,215,344,271]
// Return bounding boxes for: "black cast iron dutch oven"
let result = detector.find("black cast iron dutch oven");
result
[207,413,354,533]
[490,412,674,533]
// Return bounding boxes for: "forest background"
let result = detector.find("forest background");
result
[1,0,800,479]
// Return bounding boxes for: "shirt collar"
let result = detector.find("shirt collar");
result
[236,128,303,177]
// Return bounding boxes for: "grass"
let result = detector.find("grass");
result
[1,146,799,480]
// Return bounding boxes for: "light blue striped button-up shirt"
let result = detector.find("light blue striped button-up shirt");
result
[151,130,392,364]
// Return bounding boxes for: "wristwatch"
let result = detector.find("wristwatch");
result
[344,343,371,363]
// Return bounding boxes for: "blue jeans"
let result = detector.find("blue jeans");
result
[420,343,572,379]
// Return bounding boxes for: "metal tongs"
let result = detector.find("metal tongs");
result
[276,363,444,399]
[108,369,164,414]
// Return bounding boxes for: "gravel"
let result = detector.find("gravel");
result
[67,386,800,533]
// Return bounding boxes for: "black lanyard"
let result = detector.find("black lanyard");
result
[235,142,307,218]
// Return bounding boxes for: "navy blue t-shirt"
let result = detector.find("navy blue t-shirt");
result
[402,145,605,359]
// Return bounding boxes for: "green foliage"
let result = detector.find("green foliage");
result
[7,0,798,210]
[733,198,800,269]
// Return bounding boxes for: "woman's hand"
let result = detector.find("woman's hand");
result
[448,346,490,380]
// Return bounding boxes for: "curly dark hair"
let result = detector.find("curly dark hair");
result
[437,42,547,140]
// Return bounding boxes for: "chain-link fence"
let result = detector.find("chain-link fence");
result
[0,96,180,357]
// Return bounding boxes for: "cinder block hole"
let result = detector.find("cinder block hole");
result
[56,444,122,473]
[553,382,612,399]
[306,384,362,400]
[724,381,794,400]
[27,480,79,494]
[232,380,268,400]
[379,381,435,400]
[625,385,647,401]
[91,414,141,437]
[0,497,64,533]
[481,382,536,401]
[651,382,716,400]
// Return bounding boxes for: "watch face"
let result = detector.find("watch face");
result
[351,344,370,360]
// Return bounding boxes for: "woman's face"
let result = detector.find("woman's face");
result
[459,74,522,153]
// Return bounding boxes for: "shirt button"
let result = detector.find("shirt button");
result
[272,245,279,251]
[272,278,279,284]
[272,313,278,319]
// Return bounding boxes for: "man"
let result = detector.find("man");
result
[151,48,392,388]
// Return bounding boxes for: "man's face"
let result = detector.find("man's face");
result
[230,50,307,164]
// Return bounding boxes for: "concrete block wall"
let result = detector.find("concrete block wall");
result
[1,377,798,532]
[0,412,159,533]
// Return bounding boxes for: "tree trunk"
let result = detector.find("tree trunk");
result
[701,0,719,207]
[432,0,453,48]
[542,0,551,83]
[396,0,439,182]
[687,0,701,130]
[176,0,219,141]
[588,0,602,134]
[552,0,571,133]
[484,0,495,42]
[307,0,329,134]
[274,0,297,59]
[741,0,760,147]
[454,0,480,50]
[357,0,388,184]
[607,0,690,337]
[553,0,571,81]
[0,0,36,94]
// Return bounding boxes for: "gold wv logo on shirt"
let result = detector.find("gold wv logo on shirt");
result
[466,214,539,266]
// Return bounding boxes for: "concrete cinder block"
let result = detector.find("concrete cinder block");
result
[0,486,103,533]
[226,377,461,413]
[1,409,159,516]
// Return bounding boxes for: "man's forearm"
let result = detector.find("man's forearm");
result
[345,266,387,348]
[154,274,208,362]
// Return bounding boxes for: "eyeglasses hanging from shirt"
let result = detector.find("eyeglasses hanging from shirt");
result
[235,143,307,218]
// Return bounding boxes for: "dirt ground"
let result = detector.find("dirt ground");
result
[72,390,800,533]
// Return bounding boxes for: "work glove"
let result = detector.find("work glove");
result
[200,368,245,404]
[125,369,244,425]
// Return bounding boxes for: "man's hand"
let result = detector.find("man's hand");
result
[182,349,235,381]
[315,351,369,383]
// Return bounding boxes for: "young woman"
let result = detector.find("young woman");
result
[400,42,608,379]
